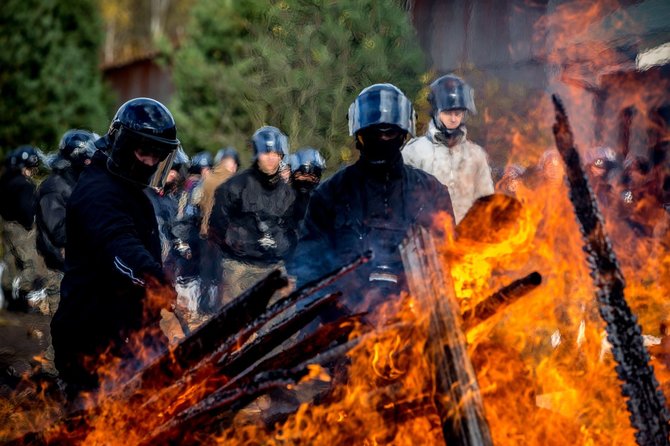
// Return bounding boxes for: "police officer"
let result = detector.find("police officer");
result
[145,146,189,268]
[0,145,46,310]
[171,150,213,281]
[293,83,454,312]
[288,147,326,222]
[214,146,240,174]
[35,130,98,315]
[209,126,298,306]
[51,98,180,395]
[197,147,239,313]
[403,75,493,224]
[201,147,239,238]
[584,146,619,208]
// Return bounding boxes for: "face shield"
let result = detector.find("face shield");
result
[348,84,416,137]
[429,75,477,116]
[149,147,179,189]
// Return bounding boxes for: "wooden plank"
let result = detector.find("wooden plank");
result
[400,226,493,446]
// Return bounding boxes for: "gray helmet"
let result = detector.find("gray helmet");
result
[347,83,416,137]
[585,146,616,168]
[429,74,477,117]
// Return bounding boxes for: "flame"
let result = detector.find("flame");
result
[2,1,670,444]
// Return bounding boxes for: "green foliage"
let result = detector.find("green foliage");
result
[171,0,426,170]
[0,0,110,156]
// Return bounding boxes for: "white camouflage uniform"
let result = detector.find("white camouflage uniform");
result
[402,121,494,223]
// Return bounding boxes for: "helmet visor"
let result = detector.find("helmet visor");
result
[149,149,178,189]
[348,88,415,136]
[120,126,180,160]
[430,80,477,115]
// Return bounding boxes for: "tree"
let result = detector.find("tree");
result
[170,0,426,170]
[0,0,110,155]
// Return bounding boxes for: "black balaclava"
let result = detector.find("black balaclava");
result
[108,146,158,186]
[293,173,320,194]
[356,126,406,178]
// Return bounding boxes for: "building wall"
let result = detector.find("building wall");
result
[103,58,174,109]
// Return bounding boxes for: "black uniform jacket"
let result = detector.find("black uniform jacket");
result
[0,168,36,230]
[292,158,454,285]
[209,164,298,265]
[51,150,165,372]
[35,160,78,271]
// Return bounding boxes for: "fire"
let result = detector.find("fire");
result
[2,1,669,444]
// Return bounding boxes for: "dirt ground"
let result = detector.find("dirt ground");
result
[0,309,53,382]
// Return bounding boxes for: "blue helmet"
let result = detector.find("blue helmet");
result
[251,126,289,159]
[347,83,416,137]
[214,146,240,167]
[188,151,214,174]
[289,148,326,176]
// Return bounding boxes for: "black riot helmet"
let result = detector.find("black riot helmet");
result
[348,84,415,168]
[8,145,42,170]
[348,83,416,137]
[106,97,180,186]
[58,129,99,171]
[289,148,326,177]
[428,75,476,130]
[188,151,214,175]
[251,126,289,159]
[214,146,241,169]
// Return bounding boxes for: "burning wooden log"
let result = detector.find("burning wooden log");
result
[552,94,670,446]
[400,226,494,446]
[135,269,289,391]
[9,254,372,445]
[462,271,542,330]
[134,253,371,419]
[140,333,363,445]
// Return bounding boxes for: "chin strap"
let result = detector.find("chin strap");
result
[434,126,464,148]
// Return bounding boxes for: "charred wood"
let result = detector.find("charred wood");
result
[401,227,493,446]
[140,338,362,446]
[134,269,288,391]
[218,291,343,377]
[462,271,542,330]
[9,254,373,445]
[552,94,670,446]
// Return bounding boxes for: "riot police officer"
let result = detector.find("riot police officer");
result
[0,145,46,310]
[403,74,493,223]
[288,147,326,222]
[209,126,298,306]
[51,98,180,395]
[214,146,240,174]
[35,130,98,275]
[292,83,454,313]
